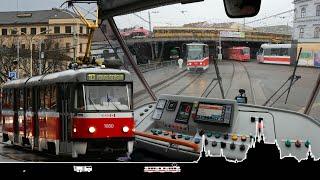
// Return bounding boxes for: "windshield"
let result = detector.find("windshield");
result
[75,84,132,111]
[109,0,320,121]
[242,48,250,55]
[187,45,204,60]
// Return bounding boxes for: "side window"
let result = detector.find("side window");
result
[8,89,14,109]
[40,87,46,109]
[19,89,24,109]
[74,85,84,110]
[2,89,7,108]
[50,86,57,110]
[26,88,33,109]
[45,86,51,109]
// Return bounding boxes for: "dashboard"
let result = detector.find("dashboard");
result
[134,94,320,162]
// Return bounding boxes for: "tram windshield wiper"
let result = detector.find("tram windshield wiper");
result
[88,96,99,110]
[106,93,121,111]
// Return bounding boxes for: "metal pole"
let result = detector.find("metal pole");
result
[39,40,42,75]
[17,40,20,78]
[30,39,33,77]
[285,47,302,104]
[108,17,157,101]
[148,11,151,33]
[304,72,320,115]
[212,56,225,99]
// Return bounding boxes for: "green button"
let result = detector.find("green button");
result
[305,140,311,148]
[215,133,221,138]
[285,140,291,147]
[206,132,212,137]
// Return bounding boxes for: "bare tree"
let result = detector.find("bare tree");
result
[0,36,71,82]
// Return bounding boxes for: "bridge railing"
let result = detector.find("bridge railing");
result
[128,60,178,73]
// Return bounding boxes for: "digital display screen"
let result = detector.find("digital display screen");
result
[167,100,178,111]
[175,102,193,124]
[86,73,125,81]
[196,103,224,123]
[156,99,167,109]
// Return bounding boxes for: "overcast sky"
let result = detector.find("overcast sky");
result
[0,0,294,29]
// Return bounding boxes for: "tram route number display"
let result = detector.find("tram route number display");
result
[86,73,125,81]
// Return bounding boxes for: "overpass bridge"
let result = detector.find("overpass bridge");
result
[92,27,292,63]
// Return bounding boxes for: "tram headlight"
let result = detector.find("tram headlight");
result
[88,126,96,133]
[200,62,203,65]
[73,128,77,133]
[122,126,130,133]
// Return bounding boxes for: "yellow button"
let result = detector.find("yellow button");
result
[231,134,238,141]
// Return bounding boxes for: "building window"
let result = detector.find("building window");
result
[21,28,27,34]
[301,7,306,18]
[40,27,46,34]
[31,28,37,35]
[317,5,320,16]
[79,43,83,53]
[32,44,36,51]
[55,43,59,49]
[54,26,60,34]
[65,26,72,34]
[80,26,83,34]
[2,28,7,35]
[66,43,71,52]
[11,29,18,35]
[299,28,304,38]
[315,27,320,38]
[21,44,25,49]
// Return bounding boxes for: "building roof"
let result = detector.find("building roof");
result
[0,8,79,25]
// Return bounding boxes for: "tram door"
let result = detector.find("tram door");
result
[60,83,71,142]
[33,87,40,148]
[13,89,19,143]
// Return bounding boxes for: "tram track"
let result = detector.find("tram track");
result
[133,70,189,105]
[237,61,256,104]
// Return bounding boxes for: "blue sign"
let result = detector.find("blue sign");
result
[8,71,17,79]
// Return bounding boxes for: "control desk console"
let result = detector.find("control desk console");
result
[134,94,320,162]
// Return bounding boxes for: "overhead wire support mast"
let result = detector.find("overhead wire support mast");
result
[68,1,99,64]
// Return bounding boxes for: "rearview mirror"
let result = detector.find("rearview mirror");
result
[223,0,261,18]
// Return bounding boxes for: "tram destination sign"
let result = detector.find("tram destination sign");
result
[86,73,125,81]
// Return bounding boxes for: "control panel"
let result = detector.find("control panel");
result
[134,94,320,162]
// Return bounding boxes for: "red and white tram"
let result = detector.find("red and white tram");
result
[257,44,291,65]
[225,46,250,61]
[186,43,209,71]
[1,66,134,158]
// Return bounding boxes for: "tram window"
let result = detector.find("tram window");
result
[45,87,51,109]
[26,88,32,109]
[19,89,24,109]
[7,89,13,109]
[2,89,8,108]
[82,84,131,111]
[74,85,85,111]
[40,87,46,109]
[50,86,57,110]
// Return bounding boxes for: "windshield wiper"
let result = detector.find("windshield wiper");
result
[107,93,121,111]
[89,96,99,110]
